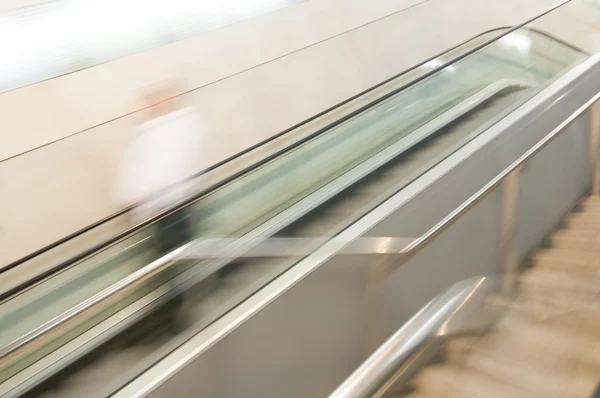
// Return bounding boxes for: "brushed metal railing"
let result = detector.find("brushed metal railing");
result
[328,92,600,398]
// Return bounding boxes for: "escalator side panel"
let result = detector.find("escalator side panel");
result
[116,53,600,398]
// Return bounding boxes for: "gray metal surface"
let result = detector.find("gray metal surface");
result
[116,54,600,398]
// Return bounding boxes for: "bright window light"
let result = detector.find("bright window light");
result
[0,0,301,92]
[498,32,532,55]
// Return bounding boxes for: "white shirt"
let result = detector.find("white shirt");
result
[112,106,205,222]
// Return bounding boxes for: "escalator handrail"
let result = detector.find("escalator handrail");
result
[0,0,575,286]
[328,277,495,398]
[328,91,600,398]
[0,80,537,365]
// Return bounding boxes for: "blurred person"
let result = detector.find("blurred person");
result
[112,82,205,331]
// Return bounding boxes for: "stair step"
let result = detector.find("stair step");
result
[444,319,600,398]
[566,209,600,219]
[531,248,600,276]
[447,317,594,370]
[579,196,600,210]
[411,363,540,398]
[490,312,599,369]
[502,298,600,333]
[446,332,598,397]
[549,229,600,251]
[564,214,600,230]
[581,196,600,203]
[490,293,600,327]
[517,268,600,302]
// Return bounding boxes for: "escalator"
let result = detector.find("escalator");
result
[13,85,533,398]
[0,17,594,398]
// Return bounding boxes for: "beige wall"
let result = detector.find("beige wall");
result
[531,0,600,51]
[0,0,425,162]
[1,0,597,266]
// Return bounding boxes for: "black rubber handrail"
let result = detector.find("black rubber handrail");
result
[0,1,578,299]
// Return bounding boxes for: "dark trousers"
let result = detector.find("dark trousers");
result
[155,210,193,316]
[156,210,192,255]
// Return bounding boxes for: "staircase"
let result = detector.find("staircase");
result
[405,196,600,398]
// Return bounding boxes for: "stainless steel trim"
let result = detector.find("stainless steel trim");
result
[328,276,497,398]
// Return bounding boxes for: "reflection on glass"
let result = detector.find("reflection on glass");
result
[499,32,532,55]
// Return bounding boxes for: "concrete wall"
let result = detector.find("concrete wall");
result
[1,0,598,266]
